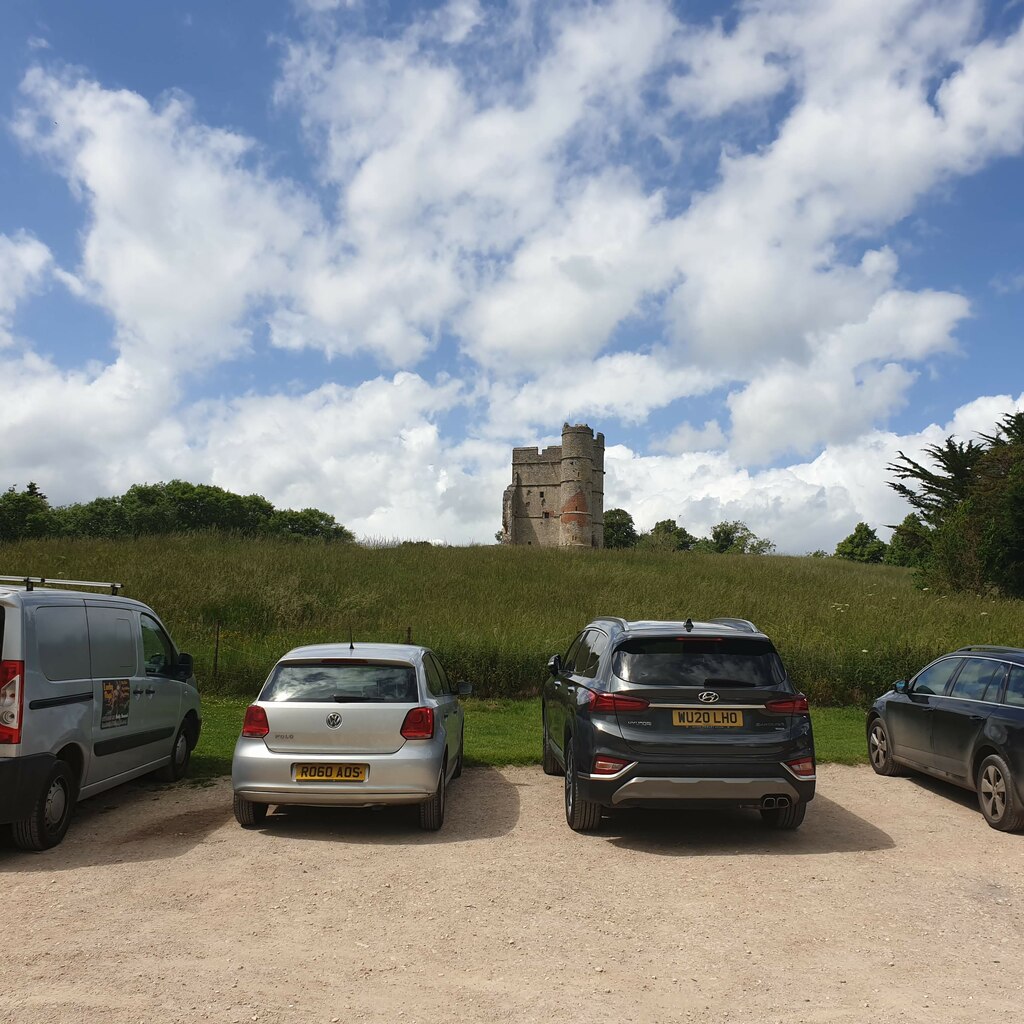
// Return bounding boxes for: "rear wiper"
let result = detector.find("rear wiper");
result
[331,694,376,703]
[702,678,758,687]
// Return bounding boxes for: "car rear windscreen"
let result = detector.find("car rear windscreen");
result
[261,661,418,703]
[612,638,787,687]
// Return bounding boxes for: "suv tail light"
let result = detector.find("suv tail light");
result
[584,690,651,713]
[241,704,270,738]
[592,755,631,775]
[766,696,809,714]
[0,661,25,745]
[401,706,435,739]
[785,756,816,778]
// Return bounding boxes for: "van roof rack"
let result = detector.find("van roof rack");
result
[707,617,759,633]
[0,575,123,595]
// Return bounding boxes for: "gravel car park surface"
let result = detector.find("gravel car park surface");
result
[2,765,1021,1024]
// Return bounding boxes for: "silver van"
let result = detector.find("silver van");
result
[0,576,202,850]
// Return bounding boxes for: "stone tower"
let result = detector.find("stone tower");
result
[501,424,605,548]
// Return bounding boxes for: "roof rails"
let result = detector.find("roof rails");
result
[707,617,759,633]
[955,644,1023,655]
[0,575,123,595]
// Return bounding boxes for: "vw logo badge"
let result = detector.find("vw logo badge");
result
[698,691,720,704]
[326,712,343,729]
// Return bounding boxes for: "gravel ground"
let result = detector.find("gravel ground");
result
[2,764,1021,1024]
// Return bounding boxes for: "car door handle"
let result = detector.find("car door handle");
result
[145,688,155,696]
[553,681,562,688]
[132,688,143,696]
[968,714,984,722]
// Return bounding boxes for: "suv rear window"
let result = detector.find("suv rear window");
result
[261,661,418,703]
[611,638,787,687]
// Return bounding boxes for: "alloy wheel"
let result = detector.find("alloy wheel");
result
[869,723,888,770]
[980,763,1006,823]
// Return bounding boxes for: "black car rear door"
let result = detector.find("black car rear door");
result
[930,657,1007,780]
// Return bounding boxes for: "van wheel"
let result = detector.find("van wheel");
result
[12,760,76,851]
[156,723,192,783]
[233,794,268,828]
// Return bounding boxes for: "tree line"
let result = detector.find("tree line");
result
[0,480,356,543]
[604,512,775,554]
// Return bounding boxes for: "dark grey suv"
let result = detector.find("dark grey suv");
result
[542,617,815,832]
[867,645,1024,831]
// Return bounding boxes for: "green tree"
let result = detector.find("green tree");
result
[0,483,57,541]
[694,520,775,555]
[265,507,356,542]
[637,518,698,551]
[883,514,931,568]
[835,522,887,563]
[603,508,638,549]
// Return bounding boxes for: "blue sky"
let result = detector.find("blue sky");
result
[1,0,1022,550]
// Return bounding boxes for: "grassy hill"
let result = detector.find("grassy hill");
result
[2,534,1020,704]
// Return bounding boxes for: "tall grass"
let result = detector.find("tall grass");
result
[2,534,1021,704]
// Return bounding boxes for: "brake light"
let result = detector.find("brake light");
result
[766,696,809,714]
[786,757,816,778]
[241,704,270,738]
[592,755,630,775]
[401,706,434,739]
[0,661,25,745]
[585,690,651,713]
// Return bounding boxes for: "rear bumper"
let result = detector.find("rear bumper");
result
[0,754,56,824]
[231,736,443,807]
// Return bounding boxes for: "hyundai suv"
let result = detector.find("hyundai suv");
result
[542,617,815,832]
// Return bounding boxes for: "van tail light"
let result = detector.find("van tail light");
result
[241,704,270,738]
[592,755,631,776]
[584,690,651,713]
[401,707,435,740]
[785,756,816,778]
[0,661,25,745]
[766,696,809,714]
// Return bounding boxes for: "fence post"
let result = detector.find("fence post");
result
[213,620,221,683]
[406,625,412,644]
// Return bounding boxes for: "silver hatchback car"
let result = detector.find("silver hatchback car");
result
[231,642,470,831]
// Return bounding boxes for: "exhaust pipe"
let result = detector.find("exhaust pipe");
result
[761,797,777,809]
[776,796,791,808]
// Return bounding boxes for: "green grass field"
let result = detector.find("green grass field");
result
[190,696,869,780]
[3,533,1021,705]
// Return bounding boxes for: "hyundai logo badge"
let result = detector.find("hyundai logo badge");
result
[698,691,720,703]
[326,712,343,728]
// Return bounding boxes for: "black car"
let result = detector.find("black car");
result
[541,617,815,832]
[867,645,1024,832]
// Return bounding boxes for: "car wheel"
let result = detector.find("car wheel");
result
[12,759,76,851]
[867,717,903,777]
[760,801,806,830]
[419,764,446,831]
[233,794,268,828]
[977,754,1024,832]
[542,711,562,776]
[452,727,464,779]
[156,722,192,783]
[564,737,601,832]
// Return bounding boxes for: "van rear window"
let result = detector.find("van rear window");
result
[261,661,418,703]
[612,638,787,687]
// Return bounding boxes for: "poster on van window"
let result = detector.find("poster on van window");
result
[101,679,130,728]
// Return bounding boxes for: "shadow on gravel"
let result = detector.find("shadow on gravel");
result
[0,779,232,872]
[900,773,996,821]
[241,766,520,846]
[601,795,894,856]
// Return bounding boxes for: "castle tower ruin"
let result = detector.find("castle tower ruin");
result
[501,424,605,548]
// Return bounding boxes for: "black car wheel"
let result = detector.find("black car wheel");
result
[867,717,903,777]
[419,764,446,831]
[760,801,806,830]
[977,754,1024,832]
[233,794,268,828]
[12,760,76,851]
[563,737,601,832]
[452,727,464,779]
[542,710,562,777]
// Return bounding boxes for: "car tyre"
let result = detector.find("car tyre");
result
[419,765,446,831]
[452,728,464,779]
[760,801,806,830]
[12,759,76,851]
[542,712,562,776]
[977,753,1024,832]
[867,717,903,777]
[564,737,601,832]
[156,722,192,783]
[233,794,268,828]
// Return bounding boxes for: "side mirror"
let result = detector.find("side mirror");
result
[457,681,473,697]
[547,654,562,677]
[894,679,908,694]
[176,652,195,680]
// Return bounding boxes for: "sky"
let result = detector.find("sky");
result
[1,0,1022,552]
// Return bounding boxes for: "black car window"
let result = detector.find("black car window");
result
[576,629,607,679]
[427,653,453,695]
[1005,666,1024,707]
[423,656,444,697]
[261,661,418,702]
[911,658,961,697]
[611,637,787,687]
[573,631,596,677]
[563,635,584,674]
[950,658,1006,702]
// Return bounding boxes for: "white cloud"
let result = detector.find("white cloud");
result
[0,232,52,347]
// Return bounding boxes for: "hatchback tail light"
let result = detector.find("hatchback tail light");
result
[766,696,809,714]
[241,704,270,738]
[785,756,816,778]
[401,706,435,739]
[0,661,25,745]
[584,690,651,713]
[592,755,631,776]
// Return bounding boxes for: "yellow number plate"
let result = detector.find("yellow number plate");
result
[672,709,744,728]
[293,764,368,782]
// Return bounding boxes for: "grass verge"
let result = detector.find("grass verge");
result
[191,698,868,780]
